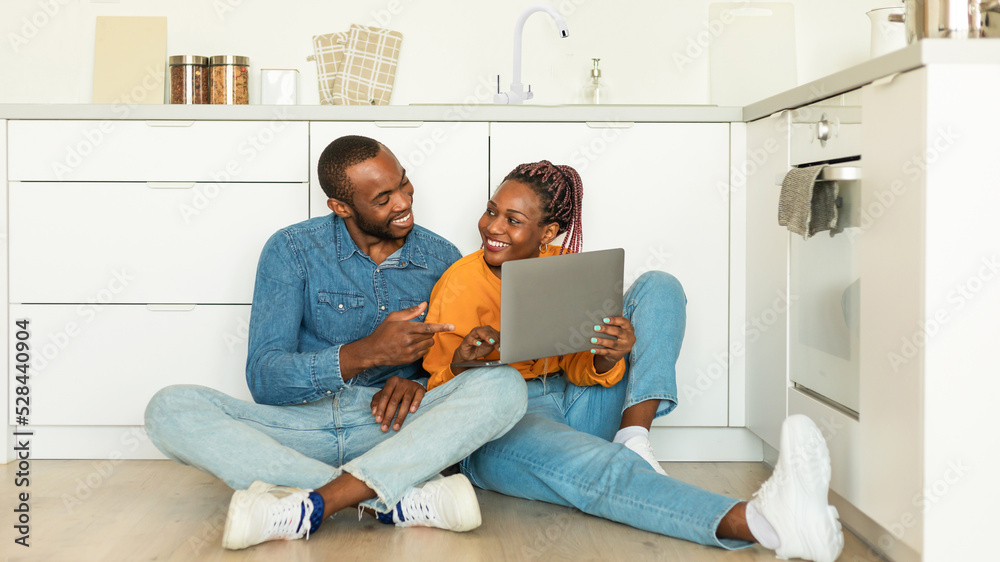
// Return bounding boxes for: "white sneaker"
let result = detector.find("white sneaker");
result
[749,415,844,562]
[222,481,315,550]
[623,435,668,476]
[383,474,481,532]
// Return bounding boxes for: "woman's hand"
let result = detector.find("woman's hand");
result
[450,325,501,375]
[591,316,635,373]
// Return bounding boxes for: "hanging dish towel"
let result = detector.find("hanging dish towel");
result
[778,165,840,239]
[309,24,402,105]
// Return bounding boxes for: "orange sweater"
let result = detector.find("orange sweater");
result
[423,246,626,390]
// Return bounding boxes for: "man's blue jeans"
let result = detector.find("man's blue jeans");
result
[145,367,527,513]
[460,272,750,549]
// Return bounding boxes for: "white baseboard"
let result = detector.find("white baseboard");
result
[649,426,763,462]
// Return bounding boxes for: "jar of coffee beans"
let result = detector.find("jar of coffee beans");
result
[168,55,209,104]
[209,55,250,104]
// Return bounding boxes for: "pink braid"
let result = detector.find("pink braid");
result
[502,160,584,254]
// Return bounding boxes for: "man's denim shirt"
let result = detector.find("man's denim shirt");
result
[246,214,461,405]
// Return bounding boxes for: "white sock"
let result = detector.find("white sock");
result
[746,501,781,550]
[613,426,648,445]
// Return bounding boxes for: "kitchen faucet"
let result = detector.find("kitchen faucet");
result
[494,4,569,104]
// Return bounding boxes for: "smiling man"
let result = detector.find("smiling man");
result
[144,135,527,550]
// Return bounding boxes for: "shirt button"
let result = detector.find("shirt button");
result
[326,390,332,395]
[380,305,386,311]
[338,304,344,309]
[302,400,307,403]
[376,269,381,273]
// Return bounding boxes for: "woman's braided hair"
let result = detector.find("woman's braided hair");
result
[502,160,584,254]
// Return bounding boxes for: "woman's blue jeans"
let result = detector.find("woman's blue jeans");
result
[460,271,750,549]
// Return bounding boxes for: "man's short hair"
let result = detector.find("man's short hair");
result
[316,135,382,202]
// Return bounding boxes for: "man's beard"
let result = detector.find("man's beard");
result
[353,208,408,240]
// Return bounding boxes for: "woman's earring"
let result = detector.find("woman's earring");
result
[539,243,545,252]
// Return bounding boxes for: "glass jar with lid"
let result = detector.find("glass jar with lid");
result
[209,55,249,104]
[168,55,209,104]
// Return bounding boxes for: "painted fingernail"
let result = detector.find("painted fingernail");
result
[488,338,496,344]
[594,325,602,331]
[475,340,482,346]
[603,317,611,323]
[590,349,596,354]
[591,337,598,344]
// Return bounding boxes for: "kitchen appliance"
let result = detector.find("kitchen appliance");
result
[892,0,1000,42]
[786,105,863,414]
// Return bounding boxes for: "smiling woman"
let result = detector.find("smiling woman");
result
[478,160,584,279]
[419,159,844,560]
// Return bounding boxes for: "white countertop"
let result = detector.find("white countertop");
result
[743,39,1000,121]
[0,103,742,123]
[2,40,998,123]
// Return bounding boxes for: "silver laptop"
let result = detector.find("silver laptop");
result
[451,248,625,367]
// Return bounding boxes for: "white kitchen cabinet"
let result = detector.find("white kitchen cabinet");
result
[9,305,253,426]
[849,65,1000,561]
[8,120,309,182]
[5,119,309,460]
[308,122,489,256]
[1,120,9,463]
[490,122,731,427]
[9,182,307,304]
[743,113,791,452]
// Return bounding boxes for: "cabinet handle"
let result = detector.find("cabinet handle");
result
[146,304,197,312]
[147,182,196,189]
[374,121,424,128]
[774,166,862,186]
[145,120,195,127]
[585,122,634,129]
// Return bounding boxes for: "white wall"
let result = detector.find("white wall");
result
[1,0,891,106]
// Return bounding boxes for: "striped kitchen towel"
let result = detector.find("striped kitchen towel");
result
[309,24,402,105]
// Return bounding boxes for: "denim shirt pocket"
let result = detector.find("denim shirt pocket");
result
[316,291,367,344]
[399,297,428,322]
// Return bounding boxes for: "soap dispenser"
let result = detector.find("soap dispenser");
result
[583,58,608,104]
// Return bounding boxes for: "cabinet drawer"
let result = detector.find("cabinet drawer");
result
[8,120,308,182]
[10,182,307,304]
[10,305,253,426]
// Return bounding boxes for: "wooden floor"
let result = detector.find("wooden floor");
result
[2,460,878,562]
